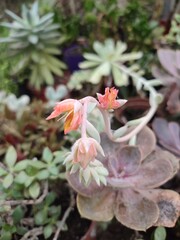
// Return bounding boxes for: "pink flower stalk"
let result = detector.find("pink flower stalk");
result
[97,87,127,110]
[72,137,105,169]
[46,99,82,134]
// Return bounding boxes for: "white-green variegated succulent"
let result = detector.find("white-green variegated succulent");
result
[0,1,66,89]
[78,39,142,86]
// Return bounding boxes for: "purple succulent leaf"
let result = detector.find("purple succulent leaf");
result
[167,87,180,115]
[138,189,180,227]
[100,132,122,157]
[169,122,180,150]
[152,118,180,156]
[153,147,179,175]
[112,146,141,176]
[67,172,105,197]
[77,188,116,221]
[152,118,177,147]
[158,49,179,78]
[176,50,180,70]
[136,126,156,160]
[115,189,159,231]
[127,157,174,189]
[152,66,177,86]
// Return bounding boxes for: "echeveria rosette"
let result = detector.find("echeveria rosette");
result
[79,39,142,86]
[67,127,180,231]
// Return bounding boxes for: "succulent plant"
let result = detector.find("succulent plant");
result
[0,1,66,89]
[67,127,180,231]
[45,84,68,107]
[152,118,180,157]
[166,14,180,46]
[152,49,180,114]
[78,38,142,86]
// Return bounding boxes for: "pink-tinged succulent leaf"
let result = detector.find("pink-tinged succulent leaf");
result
[77,188,115,221]
[108,146,141,177]
[99,133,122,158]
[176,50,180,69]
[149,147,179,175]
[152,118,180,156]
[139,189,180,227]
[115,189,159,231]
[167,87,180,115]
[128,157,174,189]
[67,172,105,197]
[136,126,156,160]
[169,122,180,150]
[158,49,179,78]
[152,66,177,86]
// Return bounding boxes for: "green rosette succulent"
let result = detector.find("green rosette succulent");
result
[0,1,66,89]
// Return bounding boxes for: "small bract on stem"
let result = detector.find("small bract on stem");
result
[46,84,162,186]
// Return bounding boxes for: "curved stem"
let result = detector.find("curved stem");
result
[115,105,157,142]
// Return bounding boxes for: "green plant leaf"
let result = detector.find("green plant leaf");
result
[15,171,29,184]
[12,206,24,224]
[29,182,40,199]
[45,192,56,206]
[43,224,53,239]
[3,173,13,188]
[13,160,29,172]
[43,147,53,163]
[0,167,8,176]
[35,210,47,225]
[36,170,49,180]
[154,227,166,240]
[5,146,17,168]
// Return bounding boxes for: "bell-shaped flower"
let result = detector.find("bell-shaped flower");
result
[71,137,105,169]
[46,99,82,134]
[97,87,127,110]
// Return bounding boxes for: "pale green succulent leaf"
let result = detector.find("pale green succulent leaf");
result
[79,61,99,69]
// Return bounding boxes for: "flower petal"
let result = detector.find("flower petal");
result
[46,99,75,120]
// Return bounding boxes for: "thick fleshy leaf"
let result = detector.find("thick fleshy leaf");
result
[115,189,159,231]
[136,126,156,160]
[139,189,180,227]
[67,172,104,197]
[128,158,174,189]
[109,146,141,177]
[77,188,115,221]
[152,66,177,86]
[152,118,180,156]
[90,62,111,84]
[158,49,178,78]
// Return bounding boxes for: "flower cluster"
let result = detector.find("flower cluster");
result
[46,87,126,184]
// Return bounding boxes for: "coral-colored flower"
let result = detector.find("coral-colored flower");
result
[97,87,127,110]
[71,137,104,169]
[46,99,82,134]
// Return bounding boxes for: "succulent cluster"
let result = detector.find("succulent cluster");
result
[0,1,66,89]
[67,127,180,231]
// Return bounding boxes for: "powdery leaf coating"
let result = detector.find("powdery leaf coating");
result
[115,189,159,231]
[77,188,115,222]
[139,189,180,227]
[67,127,180,230]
